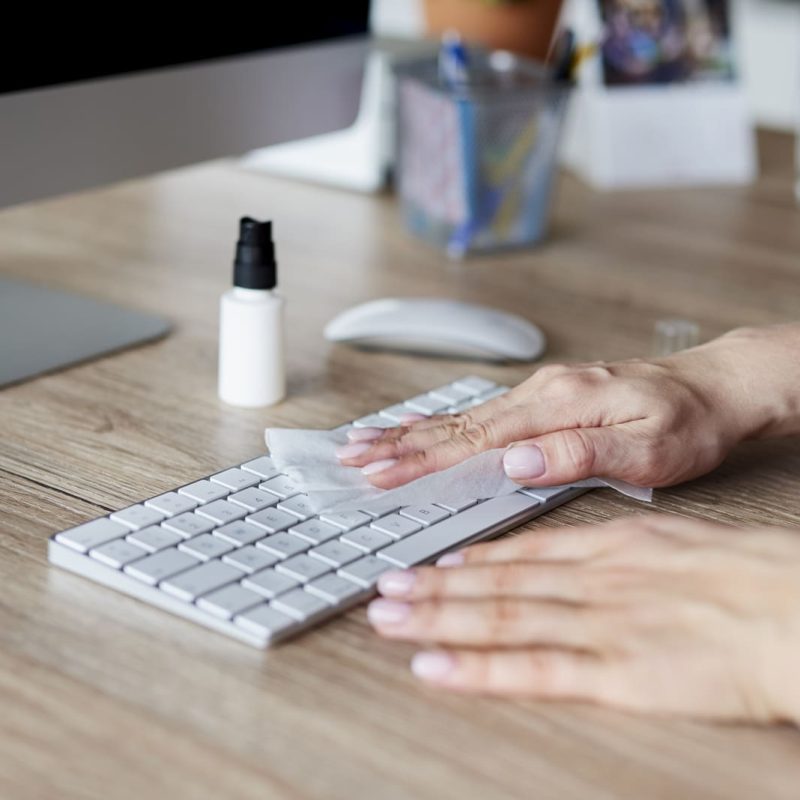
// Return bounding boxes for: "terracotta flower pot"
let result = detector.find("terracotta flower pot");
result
[423,0,564,61]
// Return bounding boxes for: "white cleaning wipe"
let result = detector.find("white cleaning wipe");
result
[265,427,653,515]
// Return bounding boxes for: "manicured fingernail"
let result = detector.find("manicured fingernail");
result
[411,650,456,681]
[400,412,427,424]
[503,444,546,479]
[336,442,372,460]
[362,458,397,475]
[367,599,411,625]
[378,569,416,597]
[347,426,384,442]
[436,552,464,567]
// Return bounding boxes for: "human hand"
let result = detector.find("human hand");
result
[367,515,800,725]
[337,326,800,490]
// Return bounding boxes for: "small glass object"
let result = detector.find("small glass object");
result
[653,319,700,357]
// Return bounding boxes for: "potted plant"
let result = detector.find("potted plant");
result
[422,0,564,61]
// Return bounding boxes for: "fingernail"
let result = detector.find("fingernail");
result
[336,442,373,460]
[503,444,546,479]
[367,599,411,625]
[378,569,416,597]
[347,426,384,442]
[436,552,464,568]
[399,412,427,424]
[362,458,397,476]
[411,650,456,681]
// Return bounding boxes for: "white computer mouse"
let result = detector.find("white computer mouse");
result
[324,298,546,362]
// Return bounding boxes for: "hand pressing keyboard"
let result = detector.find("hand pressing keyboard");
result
[48,376,587,647]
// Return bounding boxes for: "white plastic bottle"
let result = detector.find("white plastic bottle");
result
[218,217,286,407]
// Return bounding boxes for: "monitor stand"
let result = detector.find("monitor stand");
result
[0,276,171,388]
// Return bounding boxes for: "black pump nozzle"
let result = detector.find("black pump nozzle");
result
[233,217,276,289]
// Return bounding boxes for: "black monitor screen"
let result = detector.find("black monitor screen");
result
[1,5,370,96]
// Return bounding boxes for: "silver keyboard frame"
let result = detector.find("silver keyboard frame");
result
[47,377,589,648]
[48,486,586,648]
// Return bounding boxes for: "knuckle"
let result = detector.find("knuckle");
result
[490,598,522,638]
[559,428,597,476]
[456,419,494,451]
[492,562,525,593]
[523,651,563,693]
[534,363,571,383]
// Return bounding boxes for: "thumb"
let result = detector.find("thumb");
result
[503,427,636,487]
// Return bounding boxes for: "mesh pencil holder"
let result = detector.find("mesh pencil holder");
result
[394,50,570,259]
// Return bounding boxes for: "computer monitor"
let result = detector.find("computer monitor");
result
[0,8,370,387]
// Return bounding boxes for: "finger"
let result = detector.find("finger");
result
[446,519,644,566]
[367,597,599,648]
[352,406,546,488]
[410,648,615,701]
[340,391,521,467]
[502,424,653,488]
[377,561,589,603]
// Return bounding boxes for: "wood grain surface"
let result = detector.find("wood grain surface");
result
[1,131,799,800]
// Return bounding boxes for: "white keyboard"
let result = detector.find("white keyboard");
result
[48,376,587,647]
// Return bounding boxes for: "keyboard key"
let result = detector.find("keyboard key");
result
[338,555,394,588]
[309,540,362,568]
[110,504,166,531]
[319,510,371,531]
[277,494,315,520]
[145,491,198,517]
[197,584,263,619]
[259,475,301,499]
[475,385,509,403]
[124,548,200,585]
[360,505,401,519]
[210,468,261,492]
[127,526,183,553]
[404,394,449,415]
[240,456,280,480]
[223,546,280,574]
[89,539,148,569]
[353,413,396,429]
[428,383,473,405]
[247,507,298,533]
[256,532,309,559]
[379,403,412,423]
[213,520,265,547]
[447,398,476,414]
[55,518,129,553]
[276,554,331,583]
[306,573,363,603]
[399,504,450,526]
[378,493,540,569]
[227,487,279,512]
[234,604,295,640]
[179,480,230,504]
[271,588,331,621]
[452,375,496,396]
[289,519,342,545]
[435,498,478,513]
[179,534,234,561]
[242,569,299,599]
[370,514,422,540]
[195,499,247,525]
[162,512,216,539]
[518,485,574,503]
[160,561,243,602]
[341,527,393,553]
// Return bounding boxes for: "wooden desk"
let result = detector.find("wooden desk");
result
[2,132,800,800]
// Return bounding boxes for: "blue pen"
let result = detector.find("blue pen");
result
[438,30,469,86]
[439,32,479,258]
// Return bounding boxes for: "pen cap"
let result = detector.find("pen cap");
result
[233,217,276,290]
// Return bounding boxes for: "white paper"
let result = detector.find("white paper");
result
[265,427,652,515]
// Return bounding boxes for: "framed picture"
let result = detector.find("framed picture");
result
[598,0,734,86]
